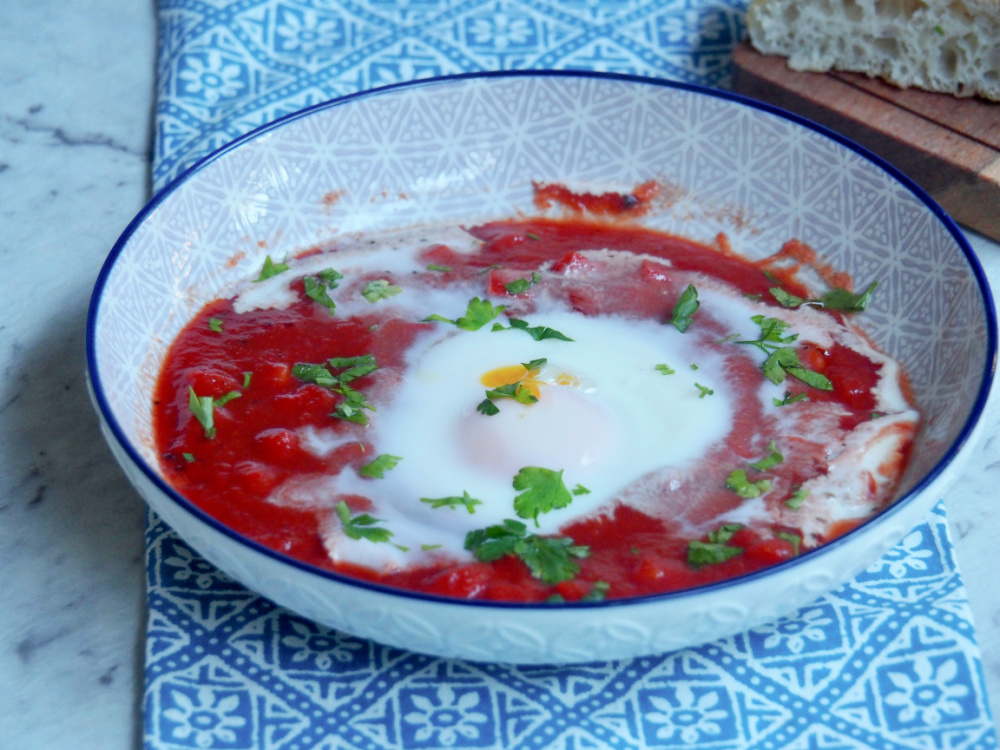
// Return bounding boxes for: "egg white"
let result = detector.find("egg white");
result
[325,304,736,569]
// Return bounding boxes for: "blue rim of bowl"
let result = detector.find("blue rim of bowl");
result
[86,69,997,612]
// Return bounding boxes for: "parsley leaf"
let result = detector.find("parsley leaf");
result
[476,398,501,416]
[655,364,675,375]
[687,523,745,568]
[477,382,537,416]
[770,287,807,307]
[362,279,402,303]
[491,318,573,341]
[522,358,547,371]
[214,390,241,408]
[773,391,808,407]
[688,539,743,568]
[464,520,589,585]
[293,362,339,388]
[512,466,573,523]
[777,531,802,555]
[580,581,610,602]
[254,255,289,282]
[465,519,526,561]
[182,452,195,463]
[518,536,590,585]
[303,274,338,315]
[735,316,831,391]
[336,501,392,543]
[504,271,542,295]
[671,284,699,332]
[208,317,224,333]
[331,383,376,425]
[770,281,878,312]
[785,486,810,510]
[293,355,380,425]
[572,484,591,496]
[358,454,401,478]
[420,491,482,514]
[822,281,878,311]
[424,297,506,331]
[187,387,216,439]
[426,263,451,272]
[726,469,772,498]
[318,268,344,286]
[487,383,538,404]
[327,354,378,383]
[749,441,783,471]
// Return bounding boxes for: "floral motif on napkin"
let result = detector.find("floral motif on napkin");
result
[143,504,995,749]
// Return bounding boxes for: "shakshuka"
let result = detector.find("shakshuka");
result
[153,197,918,602]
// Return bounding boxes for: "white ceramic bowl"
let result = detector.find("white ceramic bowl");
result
[87,72,995,664]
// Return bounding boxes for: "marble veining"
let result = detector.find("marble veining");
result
[0,0,997,747]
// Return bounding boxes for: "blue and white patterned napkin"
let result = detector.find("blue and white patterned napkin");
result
[145,2,997,748]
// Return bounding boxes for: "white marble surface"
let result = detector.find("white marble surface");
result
[0,1,997,747]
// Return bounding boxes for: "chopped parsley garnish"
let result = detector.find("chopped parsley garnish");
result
[420,491,482,514]
[358,454,401,478]
[504,271,542,295]
[695,383,714,398]
[254,255,289,282]
[182,453,195,463]
[491,318,573,341]
[572,484,591,496]
[734,315,832,390]
[776,531,802,555]
[580,581,610,602]
[785,486,810,510]
[362,279,402,303]
[773,390,808,407]
[476,399,501,416]
[426,263,451,272]
[293,355,379,425]
[242,371,252,389]
[477,382,538,415]
[464,519,589,585]
[522,358,547,371]
[688,523,744,568]
[726,469,772,498]
[770,281,878,312]
[749,441,783,471]
[214,390,241,408]
[317,268,344,285]
[513,466,573,524]
[823,281,878,311]
[187,387,216,439]
[303,269,342,315]
[293,362,339,388]
[208,317,224,333]
[424,297,506,331]
[336,501,392,543]
[330,383,376,425]
[671,284,700,332]
[526,232,541,240]
[326,354,378,382]
[655,364,675,375]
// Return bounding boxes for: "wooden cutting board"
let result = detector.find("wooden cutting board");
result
[731,43,1000,241]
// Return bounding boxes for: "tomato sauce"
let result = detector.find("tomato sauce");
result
[154,207,912,603]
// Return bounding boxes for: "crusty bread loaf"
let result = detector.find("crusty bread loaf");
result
[746,0,1000,101]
